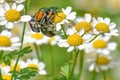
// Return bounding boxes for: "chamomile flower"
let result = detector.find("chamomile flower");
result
[24,31,49,45]
[53,6,76,31]
[0,0,4,3]
[92,17,119,36]
[2,73,12,80]
[48,35,61,45]
[26,58,47,75]
[0,3,31,29]
[0,62,10,74]
[75,13,92,33]
[0,30,21,51]
[89,54,115,72]
[57,29,87,52]
[87,35,117,55]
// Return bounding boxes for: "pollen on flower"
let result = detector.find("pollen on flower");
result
[28,63,39,71]
[2,74,11,80]
[0,36,11,47]
[75,22,91,32]
[48,37,55,43]
[10,64,20,72]
[93,39,107,49]
[96,22,110,33]
[53,12,66,23]
[67,34,83,46]
[5,9,21,22]
[96,55,110,65]
[30,33,44,39]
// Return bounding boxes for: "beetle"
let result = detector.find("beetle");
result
[29,7,58,37]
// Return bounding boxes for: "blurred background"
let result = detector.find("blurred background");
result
[27,0,120,80]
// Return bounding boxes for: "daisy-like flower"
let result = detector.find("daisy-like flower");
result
[0,62,10,74]
[53,6,76,31]
[92,17,119,36]
[24,31,49,45]
[0,30,21,51]
[57,29,87,52]
[89,54,115,72]
[47,35,61,45]
[26,58,47,75]
[86,35,117,55]
[75,13,92,33]
[0,3,31,29]
[10,60,26,72]
[2,73,12,80]
[0,0,4,3]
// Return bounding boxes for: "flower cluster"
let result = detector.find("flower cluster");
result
[0,0,119,80]
[0,58,46,80]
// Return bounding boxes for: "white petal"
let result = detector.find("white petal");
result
[66,12,76,20]
[20,15,31,22]
[39,70,47,75]
[12,3,17,9]
[67,46,74,52]
[5,22,14,29]
[102,49,110,55]
[0,20,7,25]
[89,63,95,71]
[62,6,72,15]
[16,4,24,11]
[97,17,103,22]
[11,37,20,43]
[56,23,61,31]
[0,5,5,14]
[109,22,116,29]
[0,0,4,3]
[104,18,110,25]
[15,0,25,3]
[85,13,91,22]
[12,43,21,46]
[4,3,10,11]
[107,42,117,51]
[1,30,11,37]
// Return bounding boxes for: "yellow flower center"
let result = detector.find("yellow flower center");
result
[53,12,66,23]
[48,37,55,43]
[5,9,21,22]
[28,63,39,71]
[30,33,44,39]
[67,34,83,46]
[2,74,11,80]
[0,36,11,47]
[96,22,110,33]
[93,39,107,49]
[10,64,20,72]
[97,56,110,65]
[75,22,91,33]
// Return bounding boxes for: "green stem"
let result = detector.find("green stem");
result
[0,50,3,59]
[0,69,2,80]
[91,54,99,80]
[61,25,67,38]
[69,49,79,80]
[77,50,84,80]
[11,0,31,79]
[89,34,100,42]
[34,43,42,61]
[49,44,55,77]
[103,71,107,80]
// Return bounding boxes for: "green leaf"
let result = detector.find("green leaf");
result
[17,46,32,57]
[60,63,70,80]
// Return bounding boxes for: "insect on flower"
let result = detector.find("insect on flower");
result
[29,7,58,37]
